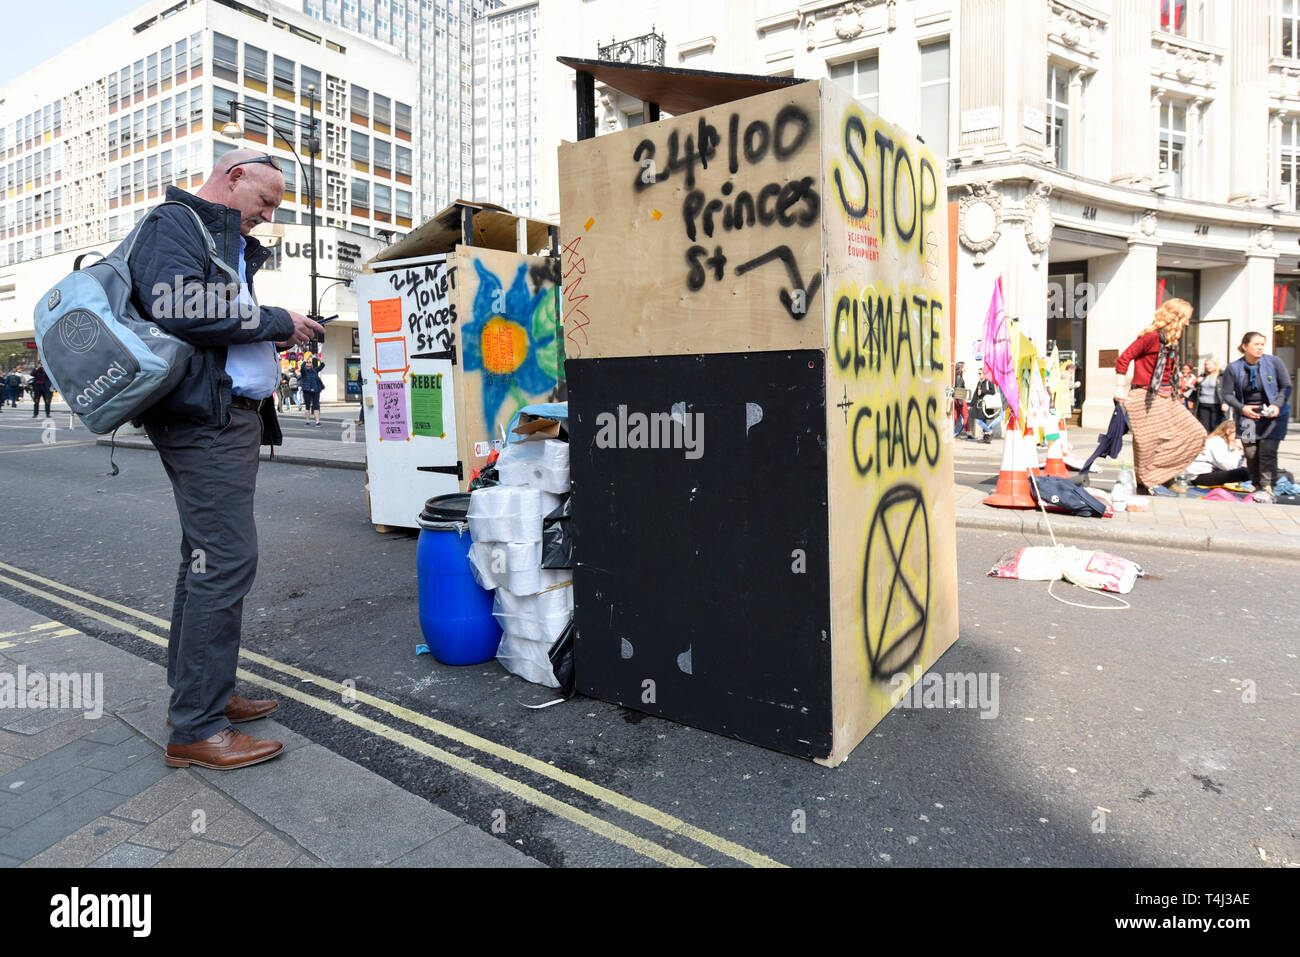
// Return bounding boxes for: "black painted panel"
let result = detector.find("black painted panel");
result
[567,351,833,758]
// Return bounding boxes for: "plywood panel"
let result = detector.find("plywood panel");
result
[557,81,826,359]
[568,351,833,757]
[819,80,960,766]
[452,244,563,478]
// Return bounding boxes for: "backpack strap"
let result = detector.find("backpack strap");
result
[121,200,240,283]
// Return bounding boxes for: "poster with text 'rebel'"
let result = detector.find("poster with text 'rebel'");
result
[354,254,461,529]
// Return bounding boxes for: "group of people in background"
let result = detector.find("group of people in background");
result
[0,364,53,417]
[275,353,325,427]
[1116,299,1293,503]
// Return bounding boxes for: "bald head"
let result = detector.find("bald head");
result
[197,148,286,235]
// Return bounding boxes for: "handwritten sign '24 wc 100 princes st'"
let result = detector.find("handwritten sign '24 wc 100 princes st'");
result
[559,79,957,766]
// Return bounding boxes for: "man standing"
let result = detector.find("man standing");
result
[132,149,322,769]
[30,363,53,418]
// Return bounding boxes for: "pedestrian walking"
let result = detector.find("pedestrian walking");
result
[133,149,323,769]
[953,361,970,438]
[1113,299,1206,493]
[1220,331,1293,502]
[276,373,290,412]
[299,355,324,427]
[4,370,19,407]
[29,362,53,418]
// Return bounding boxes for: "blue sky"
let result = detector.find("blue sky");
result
[0,1,154,87]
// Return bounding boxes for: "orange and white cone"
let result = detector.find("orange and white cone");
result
[1025,419,1045,477]
[984,420,1038,509]
[1044,417,1069,477]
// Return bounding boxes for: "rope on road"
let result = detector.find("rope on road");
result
[1026,470,1132,612]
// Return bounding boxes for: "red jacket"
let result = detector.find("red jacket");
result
[1115,330,1174,390]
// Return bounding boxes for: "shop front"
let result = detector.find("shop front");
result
[1275,278,1300,423]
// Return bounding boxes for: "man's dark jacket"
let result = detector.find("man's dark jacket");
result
[129,186,294,444]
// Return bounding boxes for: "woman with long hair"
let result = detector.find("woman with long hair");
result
[1221,331,1293,502]
[1113,299,1207,492]
[1187,419,1248,487]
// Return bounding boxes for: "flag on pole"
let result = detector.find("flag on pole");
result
[981,277,1020,426]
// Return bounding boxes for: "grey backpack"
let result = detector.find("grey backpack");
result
[32,202,238,434]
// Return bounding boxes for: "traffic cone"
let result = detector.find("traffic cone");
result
[1043,416,1069,477]
[1025,419,1045,477]
[984,420,1038,509]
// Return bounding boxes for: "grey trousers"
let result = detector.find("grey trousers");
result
[146,408,262,745]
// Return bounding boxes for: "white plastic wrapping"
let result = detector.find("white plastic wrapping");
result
[466,485,546,543]
[495,633,561,689]
[497,439,571,494]
[492,582,574,645]
[468,543,571,595]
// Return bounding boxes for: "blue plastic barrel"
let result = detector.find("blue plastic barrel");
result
[416,494,500,665]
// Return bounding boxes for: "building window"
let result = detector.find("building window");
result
[374,138,391,171]
[214,33,238,82]
[1160,0,1187,36]
[351,84,369,122]
[351,130,369,166]
[829,53,879,114]
[1282,118,1300,210]
[373,93,391,129]
[244,98,268,142]
[147,53,158,93]
[374,183,391,214]
[919,40,950,158]
[133,59,145,96]
[161,46,172,85]
[245,45,268,90]
[1284,0,1300,57]
[213,87,238,127]
[274,56,295,99]
[175,38,187,77]
[396,189,412,219]
[1158,99,1187,197]
[301,66,321,104]
[396,145,412,177]
[1047,65,1069,169]
[273,106,295,150]
[395,101,412,138]
[351,177,369,210]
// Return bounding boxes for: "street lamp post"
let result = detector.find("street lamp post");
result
[221,86,322,331]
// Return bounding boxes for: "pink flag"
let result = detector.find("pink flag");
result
[981,276,1020,426]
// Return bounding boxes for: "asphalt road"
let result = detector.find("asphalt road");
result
[0,411,1296,868]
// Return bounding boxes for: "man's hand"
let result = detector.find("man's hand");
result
[275,311,324,350]
[1241,405,1261,419]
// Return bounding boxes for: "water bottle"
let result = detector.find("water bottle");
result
[1110,481,1128,511]
[1119,463,1137,499]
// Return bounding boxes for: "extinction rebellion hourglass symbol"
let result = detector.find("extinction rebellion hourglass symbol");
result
[58,310,100,354]
[862,485,931,681]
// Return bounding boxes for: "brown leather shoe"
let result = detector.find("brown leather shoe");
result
[167,694,279,727]
[225,694,279,723]
[165,728,283,769]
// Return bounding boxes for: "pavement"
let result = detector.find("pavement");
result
[952,428,1300,560]
[76,396,1300,560]
[0,595,541,868]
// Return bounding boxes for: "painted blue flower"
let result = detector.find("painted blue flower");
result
[461,259,559,429]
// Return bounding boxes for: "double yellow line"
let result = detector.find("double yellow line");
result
[0,559,785,869]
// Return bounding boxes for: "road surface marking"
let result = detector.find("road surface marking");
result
[0,561,784,869]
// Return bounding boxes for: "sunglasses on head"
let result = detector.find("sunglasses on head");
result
[226,155,282,174]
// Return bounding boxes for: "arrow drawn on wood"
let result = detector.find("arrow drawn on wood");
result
[733,245,822,320]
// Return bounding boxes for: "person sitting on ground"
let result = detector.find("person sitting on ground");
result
[972,372,1002,443]
[1187,420,1249,487]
